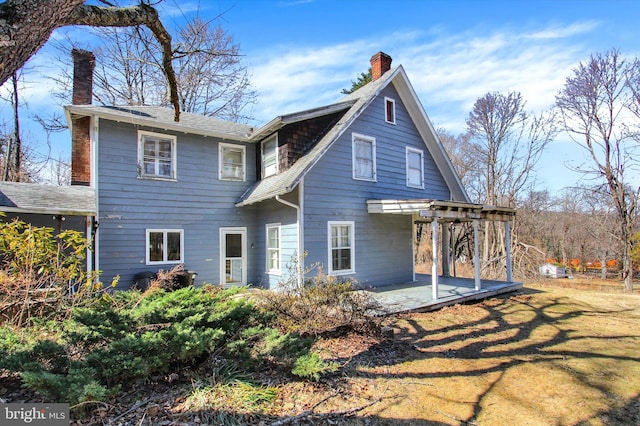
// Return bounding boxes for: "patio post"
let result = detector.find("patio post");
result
[432,218,439,300]
[473,219,481,291]
[442,223,450,277]
[505,220,513,282]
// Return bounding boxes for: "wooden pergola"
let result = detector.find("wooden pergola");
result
[367,199,516,300]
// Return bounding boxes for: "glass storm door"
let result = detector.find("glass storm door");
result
[220,227,246,286]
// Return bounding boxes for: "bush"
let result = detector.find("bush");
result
[291,352,338,381]
[256,256,385,337]
[0,215,103,327]
[0,285,320,404]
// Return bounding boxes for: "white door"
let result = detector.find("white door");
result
[220,227,247,286]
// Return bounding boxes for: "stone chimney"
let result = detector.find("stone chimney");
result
[370,51,392,81]
[71,49,95,186]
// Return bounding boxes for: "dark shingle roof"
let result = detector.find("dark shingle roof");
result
[65,105,253,141]
[0,182,96,215]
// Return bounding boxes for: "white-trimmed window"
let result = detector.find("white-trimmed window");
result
[385,97,396,124]
[328,221,355,275]
[262,135,278,178]
[138,131,176,179]
[352,133,376,181]
[146,229,183,265]
[406,147,424,188]
[266,223,281,274]
[219,143,246,181]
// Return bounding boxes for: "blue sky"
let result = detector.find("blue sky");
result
[3,0,640,194]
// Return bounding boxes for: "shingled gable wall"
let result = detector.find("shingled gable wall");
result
[277,110,346,172]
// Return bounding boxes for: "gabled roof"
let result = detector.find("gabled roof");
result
[65,105,253,141]
[249,100,356,141]
[0,181,96,216]
[236,65,469,206]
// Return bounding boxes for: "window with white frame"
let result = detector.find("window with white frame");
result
[262,135,278,178]
[138,131,176,179]
[352,133,376,181]
[219,143,246,181]
[406,147,424,188]
[146,229,183,265]
[385,97,396,124]
[328,221,354,275]
[266,223,281,274]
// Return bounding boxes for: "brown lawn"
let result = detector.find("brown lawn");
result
[48,278,639,425]
[277,279,640,425]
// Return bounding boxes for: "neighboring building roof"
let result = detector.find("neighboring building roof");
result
[0,181,96,216]
[237,65,469,206]
[64,105,253,141]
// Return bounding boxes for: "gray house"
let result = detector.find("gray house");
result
[59,51,514,291]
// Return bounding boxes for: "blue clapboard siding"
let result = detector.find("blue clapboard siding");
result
[248,194,299,290]
[301,84,450,287]
[96,119,258,289]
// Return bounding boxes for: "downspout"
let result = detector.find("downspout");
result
[275,181,304,287]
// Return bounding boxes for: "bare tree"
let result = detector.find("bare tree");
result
[466,92,558,207]
[437,128,480,201]
[0,0,181,120]
[466,91,557,277]
[555,49,639,291]
[47,13,256,122]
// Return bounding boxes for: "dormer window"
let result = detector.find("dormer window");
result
[385,97,396,124]
[262,135,278,178]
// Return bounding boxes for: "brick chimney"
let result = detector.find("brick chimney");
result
[71,49,95,186]
[370,51,392,81]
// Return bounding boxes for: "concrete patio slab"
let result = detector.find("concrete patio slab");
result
[361,274,523,314]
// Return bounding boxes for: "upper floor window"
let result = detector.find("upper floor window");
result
[138,131,176,180]
[262,135,278,178]
[146,229,183,265]
[266,223,281,274]
[406,147,424,188]
[385,97,396,124]
[219,143,246,181]
[328,221,355,275]
[352,133,376,181]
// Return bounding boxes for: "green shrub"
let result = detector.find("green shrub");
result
[291,352,338,381]
[1,284,333,407]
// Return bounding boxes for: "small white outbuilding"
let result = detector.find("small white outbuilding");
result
[539,263,569,278]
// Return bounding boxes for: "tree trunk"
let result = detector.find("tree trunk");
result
[0,0,180,120]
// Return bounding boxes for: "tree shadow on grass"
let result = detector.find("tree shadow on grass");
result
[319,287,640,425]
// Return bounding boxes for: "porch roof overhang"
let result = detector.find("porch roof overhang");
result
[366,199,515,222]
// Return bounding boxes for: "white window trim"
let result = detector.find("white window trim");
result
[146,229,184,265]
[385,97,396,124]
[219,143,246,181]
[262,134,278,178]
[137,130,177,181]
[327,221,355,276]
[352,133,377,182]
[406,147,425,189]
[266,223,281,275]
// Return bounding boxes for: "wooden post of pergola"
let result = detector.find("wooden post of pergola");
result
[366,199,517,296]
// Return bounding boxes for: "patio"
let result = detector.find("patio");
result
[361,274,523,314]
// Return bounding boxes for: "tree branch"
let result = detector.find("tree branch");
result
[0,0,180,121]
